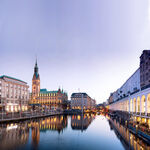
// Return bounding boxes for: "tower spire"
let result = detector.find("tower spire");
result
[33,56,39,79]
[35,55,37,67]
[32,56,40,97]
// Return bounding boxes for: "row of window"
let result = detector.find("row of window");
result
[71,101,87,104]
[6,94,28,99]
[5,90,28,95]
[2,83,28,91]
[33,101,62,104]
[32,93,61,97]
[0,100,28,104]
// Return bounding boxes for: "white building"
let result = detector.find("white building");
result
[71,93,96,110]
[111,68,140,102]
[107,50,150,123]
[0,75,29,112]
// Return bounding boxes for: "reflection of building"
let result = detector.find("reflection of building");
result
[71,93,96,110]
[0,75,29,112]
[29,115,68,133]
[28,115,68,148]
[108,118,150,150]
[71,114,94,131]
[31,123,40,147]
[30,60,68,109]
[0,122,29,150]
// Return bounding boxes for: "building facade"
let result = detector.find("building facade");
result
[106,50,150,123]
[108,93,114,104]
[107,68,140,104]
[140,50,150,89]
[0,75,29,112]
[30,60,68,110]
[32,59,40,100]
[71,93,96,110]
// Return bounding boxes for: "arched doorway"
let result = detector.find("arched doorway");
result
[137,97,140,114]
[130,99,132,113]
[147,94,150,116]
[141,95,146,115]
[133,98,136,113]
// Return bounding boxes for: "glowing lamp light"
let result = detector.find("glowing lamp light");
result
[77,115,81,120]
[11,106,13,112]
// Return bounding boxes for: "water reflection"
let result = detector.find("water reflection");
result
[29,115,68,149]
[0,115,68,150]
[71,114,95,131]
[0,114,149,150]
[108,117,150,150]
[0,122,29,150]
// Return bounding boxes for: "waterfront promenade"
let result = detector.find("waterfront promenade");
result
[0,110,63,123]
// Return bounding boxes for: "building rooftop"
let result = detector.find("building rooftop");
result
[71,93,88,97]
[40,89,58,93]
[40,88,67,95]
[0,75,27,84]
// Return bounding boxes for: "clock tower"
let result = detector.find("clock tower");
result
[32,59,40,99]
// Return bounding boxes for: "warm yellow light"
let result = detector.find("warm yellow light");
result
[11,106,13,112]
[77,115,81,120]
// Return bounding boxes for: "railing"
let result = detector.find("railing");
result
[0,110,62,122]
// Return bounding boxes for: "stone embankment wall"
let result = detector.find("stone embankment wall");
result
[110,110,130,121]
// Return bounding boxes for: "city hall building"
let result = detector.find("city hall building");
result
[30,60,68,109]
[0,75,29,112]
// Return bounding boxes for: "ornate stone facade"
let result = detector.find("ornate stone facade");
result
[0,75,29,112]
[30,60,68,109]
[71,93,96,110]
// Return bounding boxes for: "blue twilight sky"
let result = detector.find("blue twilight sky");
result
[0,0,150,103]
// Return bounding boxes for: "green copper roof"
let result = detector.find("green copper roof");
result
[40,89,47,92]
[39,89,68,95]
[0,75,27,84]
[40,89,58,94]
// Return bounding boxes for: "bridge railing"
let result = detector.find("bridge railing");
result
[0,109,62,121]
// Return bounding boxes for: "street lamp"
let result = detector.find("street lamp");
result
[19,97,22,118]
[81,93,83,113]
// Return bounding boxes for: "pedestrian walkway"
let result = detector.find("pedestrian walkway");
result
[0,110,63,123]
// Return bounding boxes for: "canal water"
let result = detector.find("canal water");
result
[0,114,149,150]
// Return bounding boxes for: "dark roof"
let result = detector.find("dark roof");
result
[0,75,27,84]
[71,93,88,97]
